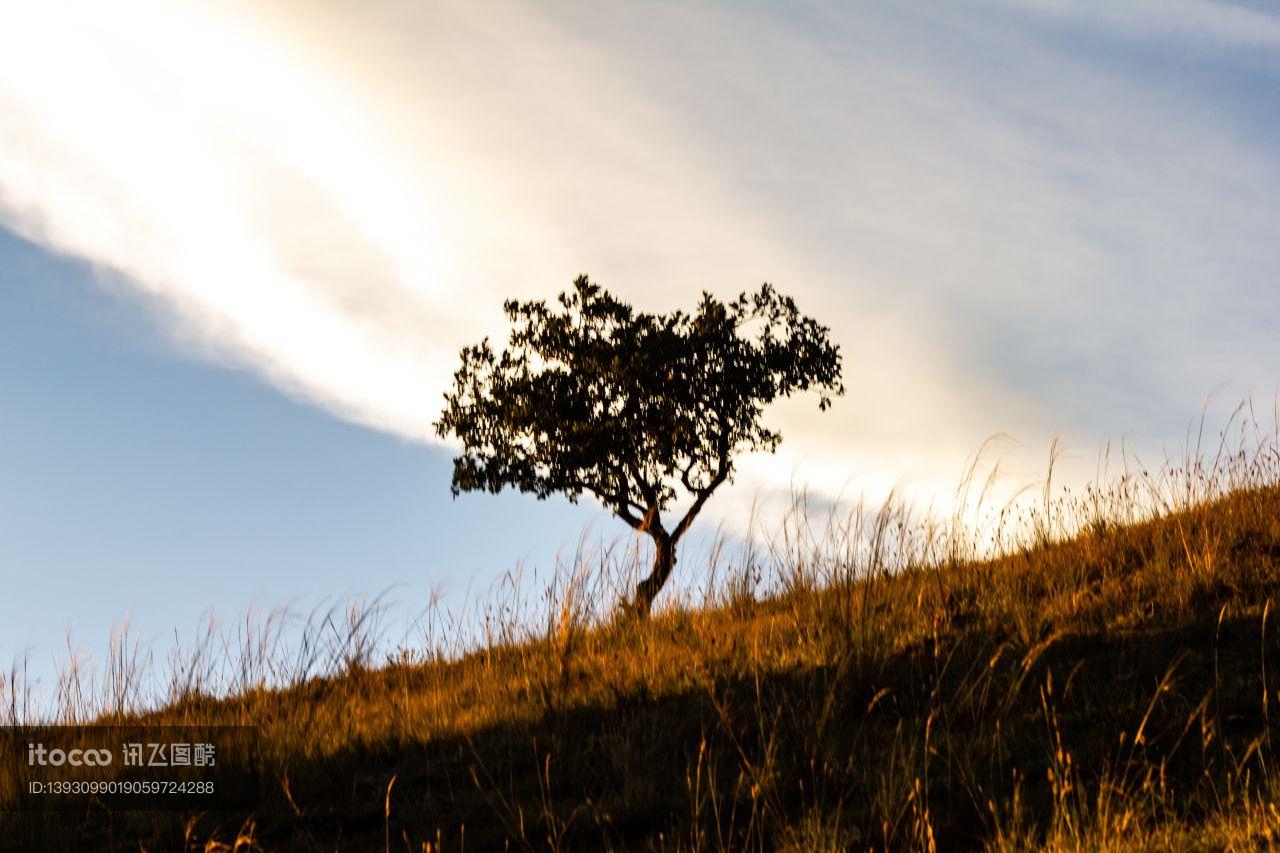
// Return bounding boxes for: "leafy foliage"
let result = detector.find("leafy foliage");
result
[435,276,844,544]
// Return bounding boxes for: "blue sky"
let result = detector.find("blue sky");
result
[1,0,1279,695]
[0,228,600,684]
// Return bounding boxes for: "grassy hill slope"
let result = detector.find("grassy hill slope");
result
[7,481,1280,851]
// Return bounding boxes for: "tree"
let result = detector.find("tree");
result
[435,275,844,616]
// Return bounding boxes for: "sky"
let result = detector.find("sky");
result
[1,1,1279,696]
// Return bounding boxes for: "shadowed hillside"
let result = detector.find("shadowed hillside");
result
[5,430,1280,850]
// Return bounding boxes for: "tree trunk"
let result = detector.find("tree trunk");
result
[632,535,676,617]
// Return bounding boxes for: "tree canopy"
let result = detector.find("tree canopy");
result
[435,275,844,613]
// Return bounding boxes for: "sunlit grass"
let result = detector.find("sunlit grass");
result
[4,402,1280,850]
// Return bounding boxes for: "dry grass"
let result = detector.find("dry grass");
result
[4,402,1280,850]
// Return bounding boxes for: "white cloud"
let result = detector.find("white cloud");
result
[1,0,1277,524]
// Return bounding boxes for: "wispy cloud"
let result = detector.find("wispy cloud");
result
[1010,0,1280,51]
[2,0,1277,516]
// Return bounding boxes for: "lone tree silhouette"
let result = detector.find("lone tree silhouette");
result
[436,276,844,616]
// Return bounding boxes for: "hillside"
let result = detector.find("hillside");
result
[6,483,1280,851]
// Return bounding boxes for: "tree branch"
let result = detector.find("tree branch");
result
[673,472,729,543]
[672,426,733,542]
[626,460,658,508]
[565,478,646,521]
[616,503,644,530]
[679,456,700,493]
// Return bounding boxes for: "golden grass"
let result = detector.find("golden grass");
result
[4,404,1280,850]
